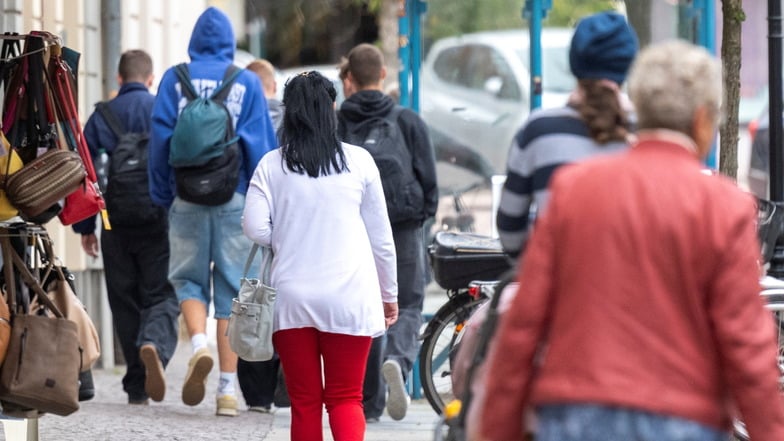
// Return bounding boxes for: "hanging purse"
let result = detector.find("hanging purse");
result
[58,178,103,226]
[46,43,105,225]
[0,34,85,223]
[3,148,86,219]
[227,244,276,362]
[37,236,100,372]
[0,235,81,417]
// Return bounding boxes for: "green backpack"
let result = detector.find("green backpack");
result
[169,63,243,205]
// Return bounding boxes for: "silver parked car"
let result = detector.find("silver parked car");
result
[422,28,575,185]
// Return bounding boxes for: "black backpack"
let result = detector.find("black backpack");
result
[95,103,165,228]
[170,64,242,206]
[341,106,424,224]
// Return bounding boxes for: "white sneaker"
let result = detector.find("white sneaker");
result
[382,359,409,421]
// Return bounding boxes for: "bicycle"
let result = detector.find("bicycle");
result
[433,268,519,441]
[419,230,512,414]
[733,197,784,441]
[732,278,784,441]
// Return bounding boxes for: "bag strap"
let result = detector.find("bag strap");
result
[95,102,126,138]
[385,105,404,125]
[211,65,242,103]
[243,243,273,285]
[1,232,65,319]
[1,234,16,313]
[174,63,241,104]
[174,63,199,102]
[25,36,51,151]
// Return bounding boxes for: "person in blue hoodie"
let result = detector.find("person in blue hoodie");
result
[148,7,277,417]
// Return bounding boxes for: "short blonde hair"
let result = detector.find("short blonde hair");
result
[627,40,722,135]
[246,59,276,94]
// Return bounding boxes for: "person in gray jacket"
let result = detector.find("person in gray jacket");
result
[247,59,283,132]
[237,58,287,413]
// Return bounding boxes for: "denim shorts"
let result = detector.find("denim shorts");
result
[168,192,253,319]
[536,404,729,441]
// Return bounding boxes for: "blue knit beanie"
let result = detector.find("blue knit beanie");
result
[569,11,639,85]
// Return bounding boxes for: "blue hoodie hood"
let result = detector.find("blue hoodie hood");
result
[188,7,234,63]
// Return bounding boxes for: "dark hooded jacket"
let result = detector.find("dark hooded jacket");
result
[338,90,438,227]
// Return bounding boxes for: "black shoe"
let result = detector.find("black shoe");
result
[78,369,95,402]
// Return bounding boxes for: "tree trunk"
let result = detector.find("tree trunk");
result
[379,0,401,89]
[624,0,652,48]
[719,0,745,180]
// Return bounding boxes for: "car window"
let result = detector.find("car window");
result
[487,47,521,101]
[516,46,575,94]
[463,45,495,90]
[435,44,521,101]
[433,46,466,86]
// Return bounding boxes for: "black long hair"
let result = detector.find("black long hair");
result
[279,71,348,177]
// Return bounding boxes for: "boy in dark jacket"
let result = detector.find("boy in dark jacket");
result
[338,43,438,422]
[73,49,178,406]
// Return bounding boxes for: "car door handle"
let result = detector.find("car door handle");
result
[451,107,466,112]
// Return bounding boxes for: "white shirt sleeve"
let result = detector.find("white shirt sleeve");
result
[242,159,273,246]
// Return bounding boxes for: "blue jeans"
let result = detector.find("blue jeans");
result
[168,193,251,318]
[536,404,729,441]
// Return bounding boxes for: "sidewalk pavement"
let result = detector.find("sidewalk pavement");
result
[25,343,440,441]
[16,283,450,441]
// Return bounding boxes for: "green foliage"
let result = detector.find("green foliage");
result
[424,0,621,44]
[547,0,621,27]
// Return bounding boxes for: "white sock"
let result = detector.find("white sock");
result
[191,333,208,353]
[218,372,236,396]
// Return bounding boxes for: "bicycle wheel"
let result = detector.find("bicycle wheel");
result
[419,291,486,414]
[732,291,784,441]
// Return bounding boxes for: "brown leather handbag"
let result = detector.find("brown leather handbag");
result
[43,265,100,372]
[3,148,86,219]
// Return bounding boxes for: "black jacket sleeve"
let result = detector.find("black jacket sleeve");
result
[398,109,438,220]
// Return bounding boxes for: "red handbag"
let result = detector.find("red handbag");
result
[59,180,103,225]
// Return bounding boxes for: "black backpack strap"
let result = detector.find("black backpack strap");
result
[174,63,198,101]
[95,102,126,138]
[211,65,242,103]
[385,105,405,125]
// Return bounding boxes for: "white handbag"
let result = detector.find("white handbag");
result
[227,244,276,362]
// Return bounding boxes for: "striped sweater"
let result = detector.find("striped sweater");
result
[496,106,628,257]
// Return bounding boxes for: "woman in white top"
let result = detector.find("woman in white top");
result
[242,70,398,441]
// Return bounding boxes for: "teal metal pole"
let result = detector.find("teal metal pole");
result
[398,1,411,108]
[700,0,716,54]
[408,0,426,112]
[695,0,717,169]
[528,0,543,110]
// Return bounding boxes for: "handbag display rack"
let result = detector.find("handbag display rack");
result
[0,221,84,418]
[0,31,104,226]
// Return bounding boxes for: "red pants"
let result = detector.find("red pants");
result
[274,328,372,441]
